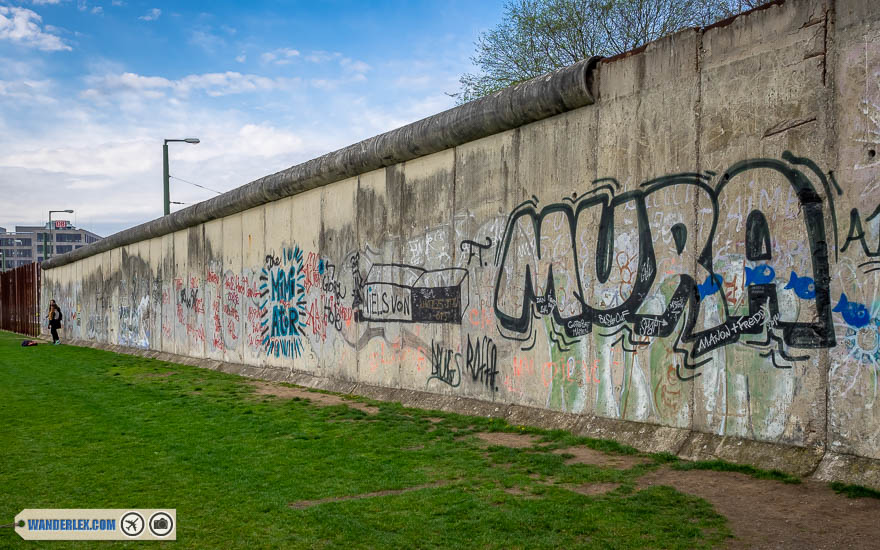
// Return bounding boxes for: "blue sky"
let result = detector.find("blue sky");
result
[0,0,505,236]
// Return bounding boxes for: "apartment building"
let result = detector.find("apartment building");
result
[0,221,102,272]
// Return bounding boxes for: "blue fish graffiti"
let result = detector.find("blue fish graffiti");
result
[833,293,871,328]
[745,264,775,286]
[784,271,816,300]
[697,274,723,301]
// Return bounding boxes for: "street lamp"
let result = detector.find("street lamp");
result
[163,137,200,216]
[48,209,74,260]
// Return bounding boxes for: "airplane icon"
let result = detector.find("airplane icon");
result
[120,512,145,537]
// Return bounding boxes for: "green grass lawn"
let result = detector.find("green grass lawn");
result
[0,330,730,548]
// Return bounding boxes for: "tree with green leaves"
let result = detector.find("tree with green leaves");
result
[455,0,772,103]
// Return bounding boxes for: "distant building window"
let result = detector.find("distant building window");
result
[55,245,73,254]
[1,238,32,247]
[56,233,82,243]
[37,245,53,254]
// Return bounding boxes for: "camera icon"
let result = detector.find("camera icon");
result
[148,512,174,537]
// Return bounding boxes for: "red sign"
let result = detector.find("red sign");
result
[54,220,70,229]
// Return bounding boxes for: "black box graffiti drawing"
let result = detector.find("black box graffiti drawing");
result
[361,264,469,324]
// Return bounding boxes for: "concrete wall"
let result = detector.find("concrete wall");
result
[42,0,880,485]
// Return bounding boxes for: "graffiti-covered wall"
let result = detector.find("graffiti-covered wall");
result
[42,0,880,476]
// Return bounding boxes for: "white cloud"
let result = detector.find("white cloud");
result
[306,60,370,90]
[2,140,155,177]
[340,57,370,74]
[178,72,289,96]
[189,29,223,53]
[111,0,125,6]
[89,71,171,92]
[235,53,246,63]
[30,0,63,5]
[81,70,299,100]
[138,8,160,21]
[349,94,451,135]
[261,48,299,65]
[304,50,340,63]
[0,6,71,51]
[0,78,56,103]
[302,54,371,89]
[236,124,304,157]
[67,176,115,190]
[91,6,103,15]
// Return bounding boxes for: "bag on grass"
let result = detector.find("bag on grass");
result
[21,340,38,347]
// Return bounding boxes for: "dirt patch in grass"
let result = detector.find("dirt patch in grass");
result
[553,447,650,469]
[474,432,540,448]
[638,467,880,549]
[425,417,445,423]
[289,481,447,510]
[566,482,621,496]
[251,382,378,414]
[502,486,539,498]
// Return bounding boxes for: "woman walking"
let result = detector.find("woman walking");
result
[47,300,63,345]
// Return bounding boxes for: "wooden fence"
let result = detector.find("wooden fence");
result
[0,263,41,337]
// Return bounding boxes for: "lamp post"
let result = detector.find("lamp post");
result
[163,138,200,216]
[48,209,74,260]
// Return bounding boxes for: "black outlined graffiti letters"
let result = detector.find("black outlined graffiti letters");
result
[360,264,469,324]
[492,153,838,378]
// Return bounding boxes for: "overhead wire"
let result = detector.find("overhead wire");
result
[168,175,224,195]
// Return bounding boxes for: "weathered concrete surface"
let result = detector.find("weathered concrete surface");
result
[42,0,880,488]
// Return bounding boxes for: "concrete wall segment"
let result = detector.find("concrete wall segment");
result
[39,0,880,486]
[596,26,700,431]
[828,0,880,460]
